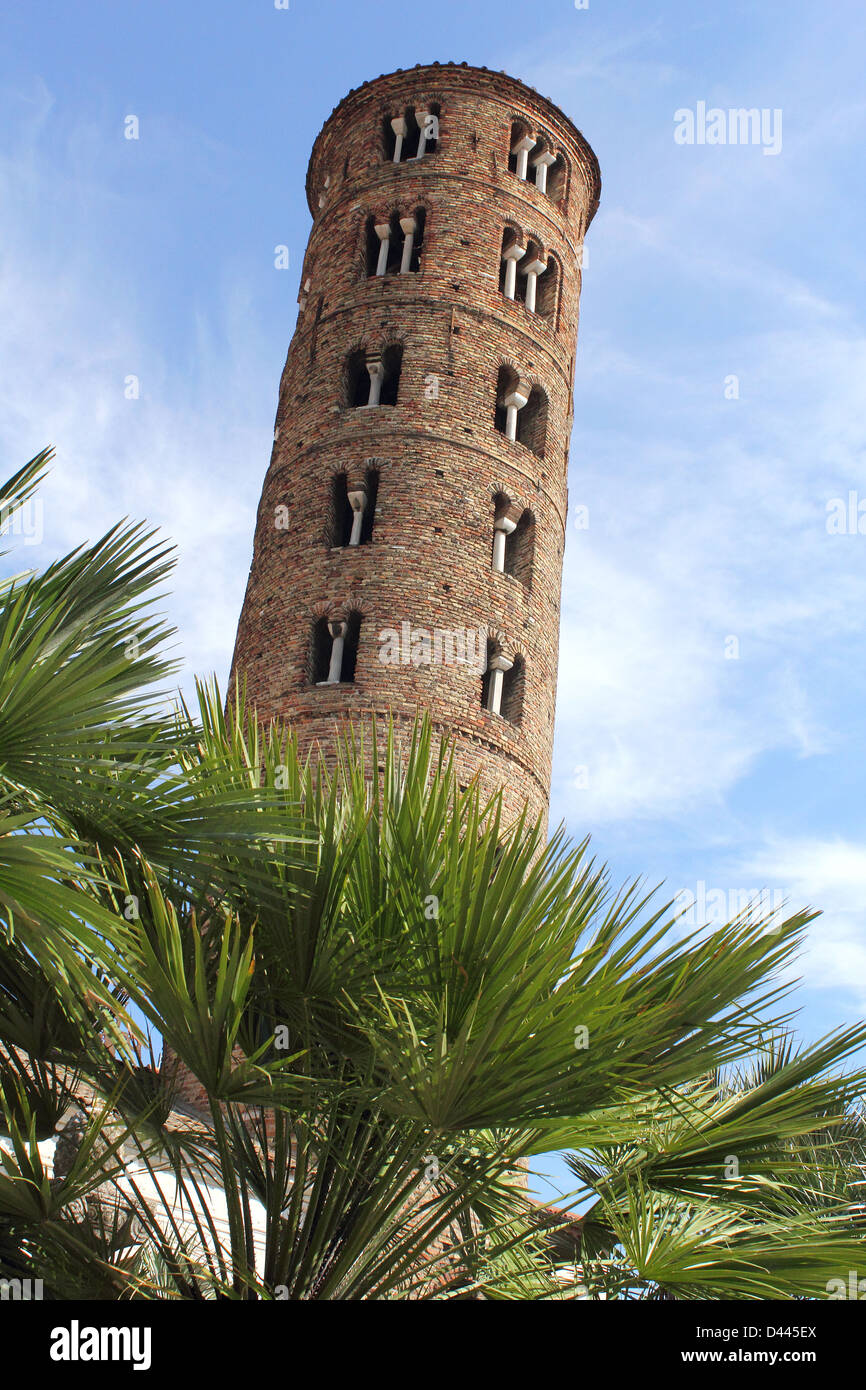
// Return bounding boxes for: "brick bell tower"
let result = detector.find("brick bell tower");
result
[229,62,600,830]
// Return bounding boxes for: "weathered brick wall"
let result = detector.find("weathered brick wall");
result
[230,60,600,829]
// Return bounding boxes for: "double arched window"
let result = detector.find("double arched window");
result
[310,611,363,685]
[384,104,441,162]
[481,638,525,724]
[345,345,403,408]
[329,468,379,547]
[494,366,548,457]
[507,120,568,203]
[492,495,535,588]
[499,228,560,322]
[365,208,426,277]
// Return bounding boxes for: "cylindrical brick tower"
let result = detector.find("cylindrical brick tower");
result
[229,62,600,829]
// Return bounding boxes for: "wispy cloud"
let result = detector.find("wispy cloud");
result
[0,78,282,690]
[553,313,866,827]
[736,839,866,1007]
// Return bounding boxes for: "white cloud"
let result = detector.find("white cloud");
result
[0,80,282,698]
[736,839,866,1006]
[552,316,866,826]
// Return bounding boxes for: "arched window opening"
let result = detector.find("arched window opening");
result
[481,640,513,717]
[365,216,381,277]
[309,617,332,684]
[499,228,525,299]
[494,366,517,435]
[548,154,568,205]
[536,255,560,323]
[329,473,354,547]
[426,105,441,153]
[530,142,557,194]
[328,472,378,548]
[346,349,371,408]
[359,467,379,544]
[480,639,497,710]
[501,656,525,725]
[505,511,535,588]
[519,385,548,457]
[401,207,426,273]
[311,612,362,685]
[383,213,403,273]
[491,494,514,572]
[341,611,362,682]
[379,345,403,406]
[508,120,535,179]
[401,108,422,160]
[494,365,530,442]
[383,112,404,162]
[516,239,544,308]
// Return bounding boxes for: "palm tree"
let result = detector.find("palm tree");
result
[554,1039,866,1298]
[0,453,864,1299]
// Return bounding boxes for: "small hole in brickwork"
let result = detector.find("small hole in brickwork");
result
[434,526,443,533]
[435,469,444,477]
[443,583,450,591]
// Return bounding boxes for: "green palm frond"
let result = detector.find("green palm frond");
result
[1,456,863,1300]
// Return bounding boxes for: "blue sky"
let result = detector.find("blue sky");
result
[2,0,865,1203]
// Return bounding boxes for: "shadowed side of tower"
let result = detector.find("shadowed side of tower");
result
[229,62,600,831]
